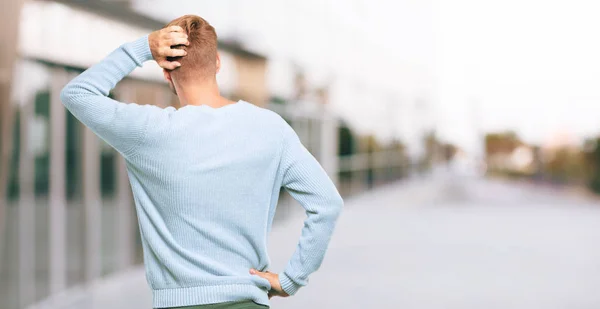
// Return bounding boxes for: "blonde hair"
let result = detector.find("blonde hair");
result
[166,15,218,80]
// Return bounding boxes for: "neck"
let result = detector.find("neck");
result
[174,78,234,108]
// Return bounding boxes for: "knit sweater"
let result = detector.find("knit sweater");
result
[60,35,343,308]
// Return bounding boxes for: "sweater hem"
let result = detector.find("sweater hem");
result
[152,284,269,308]
[278,272,302,296]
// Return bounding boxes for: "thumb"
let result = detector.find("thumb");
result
[249,268,266,277]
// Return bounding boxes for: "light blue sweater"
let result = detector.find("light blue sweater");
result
[60,35,343,308]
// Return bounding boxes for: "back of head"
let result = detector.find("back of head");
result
[166,15,218,81]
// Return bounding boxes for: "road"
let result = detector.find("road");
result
[267,175,600,309]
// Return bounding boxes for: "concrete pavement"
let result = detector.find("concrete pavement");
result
[268,176,600,309]
[26,176,600,309]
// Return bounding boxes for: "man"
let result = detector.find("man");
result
[61,15,343,309]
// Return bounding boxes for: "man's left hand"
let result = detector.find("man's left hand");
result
[249,268,290,299]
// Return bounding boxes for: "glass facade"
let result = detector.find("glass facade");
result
[0,59,174,309]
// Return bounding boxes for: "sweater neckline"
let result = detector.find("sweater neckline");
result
[180,100,246,112]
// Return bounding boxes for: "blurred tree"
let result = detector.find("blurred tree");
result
[531,145,544,180]
[420,130,443,170]
[442,143,458,163]
[585,137,600,193]
[485,131,523,158]
[269,96,286,105]
[364,135,379,189]
[484,131,525,174]
[390,139,407,154]
[545,147,569,184]
[337,121,355,156]
[535,145,587,185]
[388,139,408,180]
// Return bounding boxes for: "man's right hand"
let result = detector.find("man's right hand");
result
[148,26,189,70]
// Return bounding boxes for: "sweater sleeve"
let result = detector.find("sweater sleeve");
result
[277,122,344,296]
[60,35,159,157]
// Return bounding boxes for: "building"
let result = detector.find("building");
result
[0,2,404,309]
[0,2,277,309]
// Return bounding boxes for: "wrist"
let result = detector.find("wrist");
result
[125,35,153,65]
[278,272,302,296]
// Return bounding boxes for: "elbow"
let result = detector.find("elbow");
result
[325,192,344,221]
[60,78,88,107]
[333,194,344,218]
[60,80,96,108]
[60,82,87,109]
[60,84,73,107]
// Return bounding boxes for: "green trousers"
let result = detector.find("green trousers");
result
[163,300,269,309]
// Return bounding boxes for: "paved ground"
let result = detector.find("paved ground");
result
[268,174,600,309]
[17,174,600,309]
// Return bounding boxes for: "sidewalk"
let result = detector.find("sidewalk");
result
[27,178,441,309]
[269,176,600,309]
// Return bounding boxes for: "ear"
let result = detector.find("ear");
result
[163,69,172,82]
[216,52,221,74]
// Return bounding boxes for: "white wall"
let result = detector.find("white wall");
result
[18,1,238,92]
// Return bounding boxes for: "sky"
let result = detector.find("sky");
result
[434,0,600,153]
[135,0,600,156]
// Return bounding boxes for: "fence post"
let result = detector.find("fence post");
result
[319,112,339,187]
[18,90,35,308]
[49,67,68,295]
[82,123,101,282]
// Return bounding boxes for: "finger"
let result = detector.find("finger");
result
[166,25,184,33]
[158,61,170,70]
[158,46,183,58]
[169,37,190,47]
[169,32,188,40]
[165,48,187,58]
[161,61,181,70]
[169,61,182,70]
[249,269,270,279]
